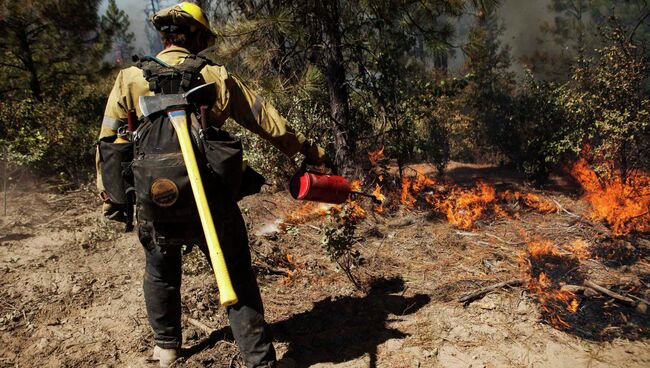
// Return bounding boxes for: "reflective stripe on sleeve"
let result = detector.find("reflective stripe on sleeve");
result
[102,116,122,130]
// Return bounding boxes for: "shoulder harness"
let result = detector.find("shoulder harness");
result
[135,52,216,94]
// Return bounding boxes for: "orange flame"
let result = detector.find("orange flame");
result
[571,159,650,236]
[569,239,591,260]
[525,241,581,330]
[522,193,557,212]
[368,146,385,165]
[432,182,499,230]
[372,184,385,212]
[283,202,333,226]
[400,177,416,208]
[501,190,557,213]
[350,179,362,192]
[412,173,437,192]
[348,200,366,220]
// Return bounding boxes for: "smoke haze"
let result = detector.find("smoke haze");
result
[99,0,175,56]
[100,0,557,74]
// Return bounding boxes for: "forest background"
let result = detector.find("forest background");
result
[0,0,648,189]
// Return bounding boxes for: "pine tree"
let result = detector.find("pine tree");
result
[0,0,105,101]
[144,0,163,54]
[464,11,516,158]
[101,0,135,64]
[212,0,498,172]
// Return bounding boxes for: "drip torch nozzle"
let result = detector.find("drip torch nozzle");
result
[350,191,382,205]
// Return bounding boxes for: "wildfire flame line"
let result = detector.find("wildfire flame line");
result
[571,159,650,236]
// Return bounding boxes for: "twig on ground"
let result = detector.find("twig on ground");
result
[260,206,280,219]
[458,278,523,304]
[229,351,241,368]
[305,224,321,232]
[186,317,216,336]
[551,199,580,218]
[583,280,638,306]
[455,231,479,237]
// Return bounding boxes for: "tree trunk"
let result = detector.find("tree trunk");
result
[318,1,355,175]
[17,28,42,102]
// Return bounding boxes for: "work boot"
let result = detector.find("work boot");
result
[152,345,179,368]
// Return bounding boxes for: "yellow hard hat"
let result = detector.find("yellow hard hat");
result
[151,2,215,37]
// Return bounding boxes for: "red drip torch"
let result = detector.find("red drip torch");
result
[290,170,381,204]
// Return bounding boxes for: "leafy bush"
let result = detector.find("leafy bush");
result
[0,78,112,183]
[569,29,650,177]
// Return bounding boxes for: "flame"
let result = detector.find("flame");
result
[432,182,499,230]
[569,239,591,260]
[368,146,385,165]
[350,179,362,192]
[501,190,557,213]
[283,202,334,226]
[412,173,437,192]
[400,177,417,207]
[348,199,366,220]
[372,184,385,212]
[522,193,557,212]
[525,241,581,330]
[571,159,650,236]
[400,173,437,208]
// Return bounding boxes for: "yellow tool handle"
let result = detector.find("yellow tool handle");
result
[168,109,238,306]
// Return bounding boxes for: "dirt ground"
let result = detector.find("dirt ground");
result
[1,165,649,368]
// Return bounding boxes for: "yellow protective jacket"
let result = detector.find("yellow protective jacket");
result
[97,45,325,192]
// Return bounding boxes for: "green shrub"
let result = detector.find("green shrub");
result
[0,78,112,184]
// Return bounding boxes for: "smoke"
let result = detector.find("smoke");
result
[497,0,554,58]
[496,0,556,76]
[100,0,561,75]
[449,0,560,77]
[99,0,176,56]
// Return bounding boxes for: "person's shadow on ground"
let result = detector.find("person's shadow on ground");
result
[185,276,430,367]
[272,277,430,368]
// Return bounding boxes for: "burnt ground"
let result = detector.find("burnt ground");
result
[1,164,649,368]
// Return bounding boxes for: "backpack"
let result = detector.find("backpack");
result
[98,52,266,231]
[132,53,244,224]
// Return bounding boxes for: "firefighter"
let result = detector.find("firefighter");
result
[97,3,329,367]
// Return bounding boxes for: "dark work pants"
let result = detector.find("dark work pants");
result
[138,203,276,368]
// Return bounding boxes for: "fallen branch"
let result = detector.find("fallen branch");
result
[551,199,580,218]
[458,278,523,304]
[186,317,216,336]
[583,280,639,306]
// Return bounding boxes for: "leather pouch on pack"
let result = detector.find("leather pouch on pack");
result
[98,136,134,205]
[200,126,245,200]
[133,152,197,222]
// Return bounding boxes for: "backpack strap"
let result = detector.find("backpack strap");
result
[135,54,211,94]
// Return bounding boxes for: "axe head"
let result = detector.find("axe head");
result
[139,94,186,118]
[138,83,218,118]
